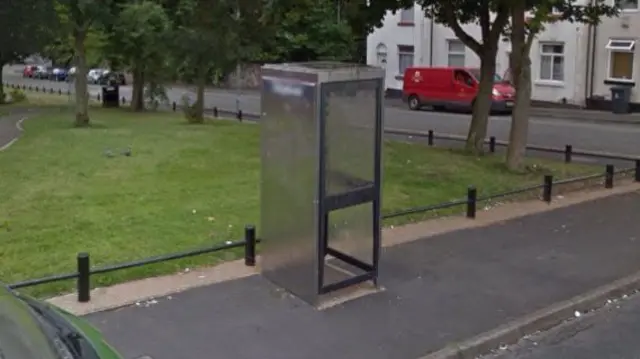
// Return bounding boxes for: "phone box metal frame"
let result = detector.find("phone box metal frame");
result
[260,62,384,305]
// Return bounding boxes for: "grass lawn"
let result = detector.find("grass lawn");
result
[0,108,596,297]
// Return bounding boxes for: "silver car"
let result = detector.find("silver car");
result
[87,69,107,84]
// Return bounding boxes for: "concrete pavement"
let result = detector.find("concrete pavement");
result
[488,292,640,359]
[4,66,640,158]
[85,190,640,359]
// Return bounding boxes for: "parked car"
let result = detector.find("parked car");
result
[65,67,77,82]
[33,66,53,79]
[87,68,107,84]
[0,284,124,358]
[98,70,126,85]
[402,66,516,113]
[23,65,38,78]
[51,67,68,81]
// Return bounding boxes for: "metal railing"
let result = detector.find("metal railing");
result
[5,82,639,164]
[8,162,638,303]
[8,226,257,303]
[4,82,640,303]
[383,163,639,220]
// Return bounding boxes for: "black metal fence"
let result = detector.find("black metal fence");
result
[4,82,640,303]
[384,128,639,164]
[7,161,639,303]
[5,81,638,164]
[382,162,639,219]
[1,82,258,121]
[7,225,258,303]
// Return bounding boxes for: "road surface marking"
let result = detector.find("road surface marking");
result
[0,116,27,152]
[0,138,18,152]
[16,117,26,131]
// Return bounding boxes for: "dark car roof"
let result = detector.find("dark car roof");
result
[0,286,60,358]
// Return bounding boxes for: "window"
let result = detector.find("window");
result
[454,70,474,87]
[398,45,414,75]
[606,39,635,51]
[539,43,564,81]
[399,6,414,24]
[606,39,635,81]
[376,43,387,66]
[615,0,638,11]
[447,40,466,67]
[467,69,503,82]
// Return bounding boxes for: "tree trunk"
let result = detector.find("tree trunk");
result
[131,65,145,111]
[505,0,531,170]
[192,65,206,124]
[465,49,498,154]
[506,57,532,170]
[73,29,90,126]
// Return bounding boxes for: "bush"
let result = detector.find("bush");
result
[9,89,26,103]
[144,82,169,111]
[180,93,201,123]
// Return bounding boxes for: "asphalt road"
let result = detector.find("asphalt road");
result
[489,292,640,359]
[0,113,23,150]
[3,66,640,159]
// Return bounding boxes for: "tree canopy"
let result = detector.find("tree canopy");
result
[418,0,511,153]
[504,0,618,169]
[0,0,58,102]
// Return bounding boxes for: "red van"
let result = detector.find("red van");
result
[402,67,515,113]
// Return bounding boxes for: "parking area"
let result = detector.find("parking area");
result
[86,191,640,359]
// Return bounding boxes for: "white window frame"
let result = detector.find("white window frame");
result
[606,39,635,51]
[614,0,638,11]
[447,39,466,67]
[606,39,636,82]
[399,6,414,23]
[397,45,414,75]
[538,42,565,83]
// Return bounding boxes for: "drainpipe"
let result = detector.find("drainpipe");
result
[584,23,592,106]
[419,15,425,63]
[429,19,434,65]
[589,23,598,99]
[584,0,598,107]
[588,0,598,102]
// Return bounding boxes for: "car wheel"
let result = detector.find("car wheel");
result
[408,95,421,111]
